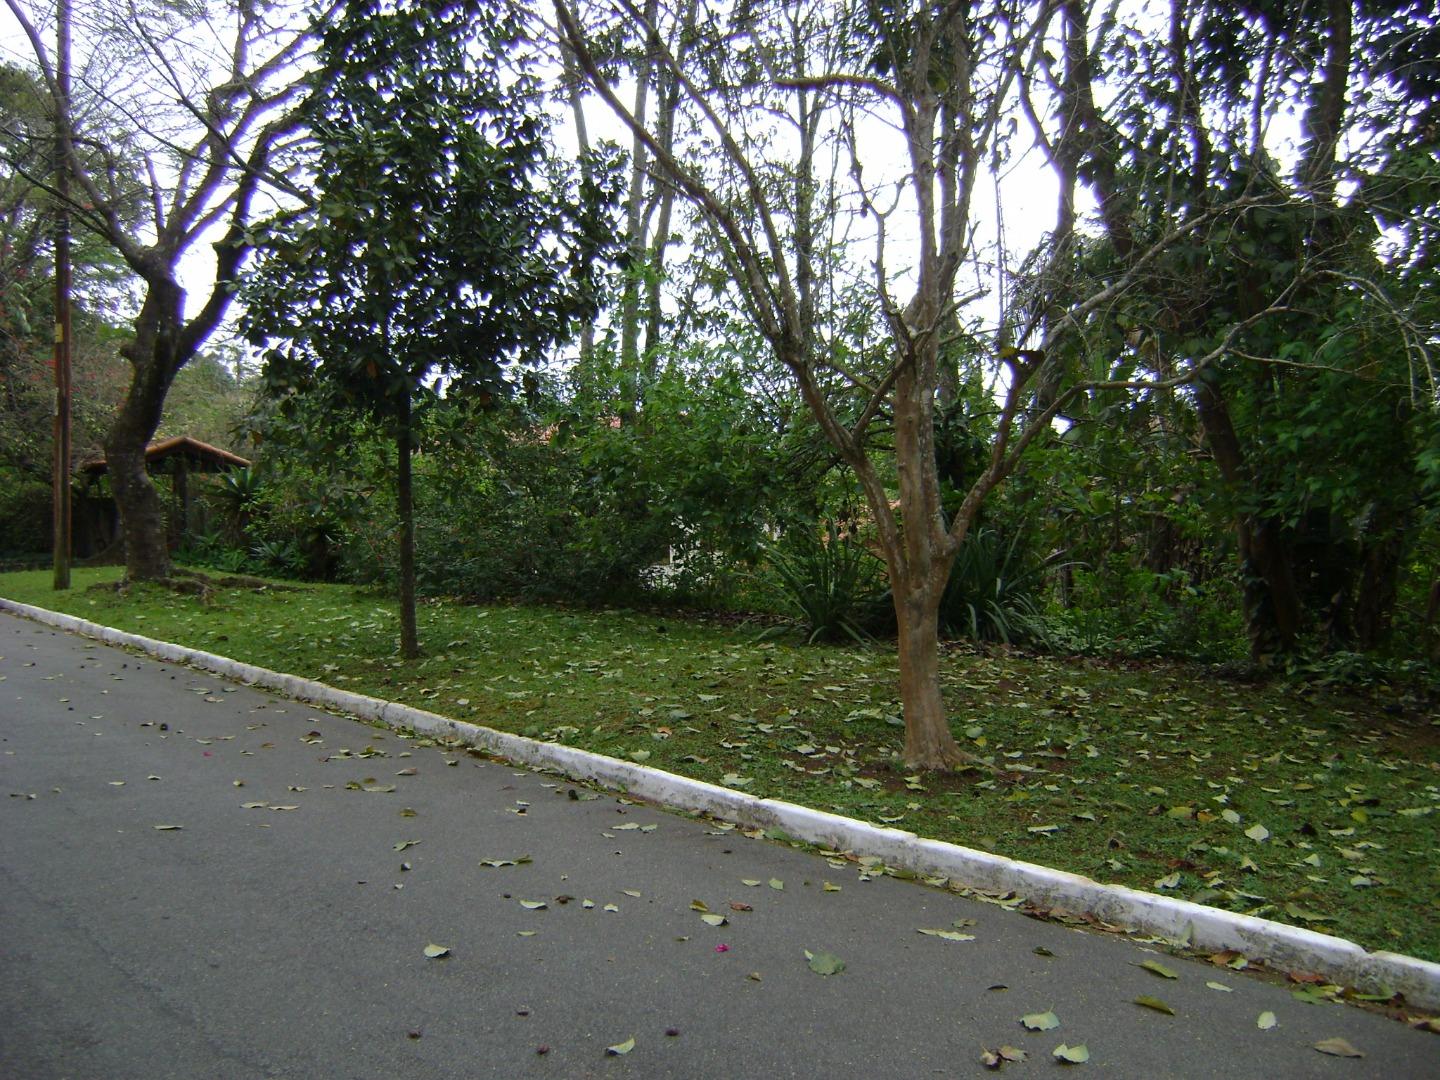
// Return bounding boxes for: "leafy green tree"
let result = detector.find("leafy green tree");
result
[242,0,620,657]
[157,345,256,454]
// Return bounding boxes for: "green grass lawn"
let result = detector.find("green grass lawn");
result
[5,566,1438,966]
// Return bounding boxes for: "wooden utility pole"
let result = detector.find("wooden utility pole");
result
[52,0,73,590]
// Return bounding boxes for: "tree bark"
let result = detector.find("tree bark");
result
[1193,376,1301,661]
[641,63,683,375]
[886,345,970,769]
[106,274,187,581]
[1352,519,1405,650]
[893,575,967,769]
[560,38,596,364]
[397,392,419,659]
[617,0,661,416]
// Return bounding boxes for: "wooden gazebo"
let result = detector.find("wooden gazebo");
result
[79,436,251,553]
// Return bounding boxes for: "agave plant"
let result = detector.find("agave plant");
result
[762,520,887,644]
[939,526,1052,644]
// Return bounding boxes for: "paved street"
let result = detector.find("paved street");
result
[1,610,1435,1078]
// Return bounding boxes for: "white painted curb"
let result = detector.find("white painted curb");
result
[5,596,1438,1010]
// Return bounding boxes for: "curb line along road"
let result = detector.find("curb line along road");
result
[4,595,1437,1012]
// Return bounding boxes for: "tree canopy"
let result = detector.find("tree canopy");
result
[241,0,622,655]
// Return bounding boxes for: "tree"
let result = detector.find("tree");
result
[241,0,620,658]
[1018,0,1440,661]
[553,0,1009,767]
[2,0,328,581]
[554,0,1292,768]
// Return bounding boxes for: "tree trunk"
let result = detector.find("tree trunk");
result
[105,421,171,581]
[617,0,661,417]
[1236,517,1301,663]
[894,579,968,769]
[397,394,419,659]
[108,278,186,582]
[561,38,596,364]
[1193,376,1302,662]
[1353,524,1405,650]
[886,357,970,770]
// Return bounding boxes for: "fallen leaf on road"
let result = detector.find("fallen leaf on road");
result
[981,1045,1028,1069]
[1257,1011,1277,1030]
[700,913,727,927]
[1313,1038,1363,1058]
[805,949,845,975]
[1138,960,1178,979]
[1134,996,1175,1015]
[1053,1044,1089,1064]
[519,900,547,910]
[769,878,784,890]
[1021,1011,1060,1031]
[605,1036,635,1056]
[916,928,976,941]
[152,824,183,831]
[423,944,450,959]
[394,840,421,851]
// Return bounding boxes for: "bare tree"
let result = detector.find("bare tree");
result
[554,0,1045,768]
[555,0,1301,768]
[2,0,327,580]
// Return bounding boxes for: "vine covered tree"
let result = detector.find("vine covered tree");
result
[241,0,621,657]
[1017,0,1440,661]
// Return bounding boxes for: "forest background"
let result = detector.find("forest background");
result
[1,0,1437,711]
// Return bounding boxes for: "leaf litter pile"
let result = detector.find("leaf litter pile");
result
[7,568,1438,966]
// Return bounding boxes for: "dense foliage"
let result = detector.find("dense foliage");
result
[5,0,1437,700]
[239,0,622,653]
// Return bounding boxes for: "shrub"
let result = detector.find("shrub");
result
[0,476,50,556]
[938,526,1049,644]
[1032,563,1246,662]
[760,521,889,643]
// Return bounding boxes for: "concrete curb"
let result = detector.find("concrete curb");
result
[5,596,1438,1010]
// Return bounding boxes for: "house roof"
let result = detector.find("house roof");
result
[80,436,251,476]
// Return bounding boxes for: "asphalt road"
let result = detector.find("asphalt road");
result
[1,610,1436,1078]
